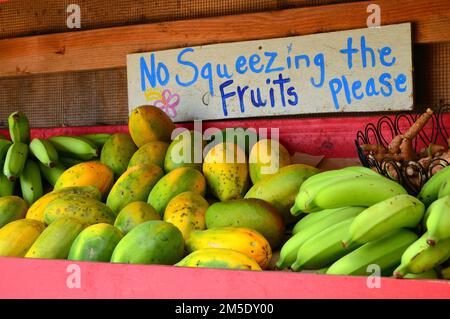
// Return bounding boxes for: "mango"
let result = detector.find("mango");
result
[164,129,204,173]
[187,227,272,269]
[26,185,102,223]
[54,161,114,198]
[148,167,206,217]
[25,217,85,259]
[164,191,209,240]
[0,219,46,257]
[245,164,320,224]
[106,164,164,215]
[114,201,160,234]
[111,220,184,265]
[202,142,249,201]
[0,196,28,229]
[128,105,175,147]
[204,127,259,155]
[128,141,169,169]
[68,223,123,262]
[205,198,285,249]
[44,194,116,225]
[248,139,291,184]
[176,248,261,271]
[100,133,137,178]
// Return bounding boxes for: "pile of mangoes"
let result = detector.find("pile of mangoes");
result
[0,105,320,271]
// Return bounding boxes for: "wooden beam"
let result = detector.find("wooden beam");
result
[0,0,449,78]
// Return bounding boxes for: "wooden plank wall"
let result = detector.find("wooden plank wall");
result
[0,0,449,128]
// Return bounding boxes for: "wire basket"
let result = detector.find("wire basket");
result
[355,104,450,195]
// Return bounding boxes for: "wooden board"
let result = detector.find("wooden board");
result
[127,23,413,121]
[0,0,351,39]
[0,0,448,78]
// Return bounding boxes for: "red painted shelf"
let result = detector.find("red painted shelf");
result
[0,257,449,299]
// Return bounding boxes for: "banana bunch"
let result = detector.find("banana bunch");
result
[278,167,436,278]
[277,206,365,269]
[0,111,106,204]
[290,166,407,214]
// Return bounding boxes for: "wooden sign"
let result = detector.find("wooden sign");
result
[127,23,413,122]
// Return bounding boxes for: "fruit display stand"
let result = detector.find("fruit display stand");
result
[1,117,450,299]
[1,0,450,299]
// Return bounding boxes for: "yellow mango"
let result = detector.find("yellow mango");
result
[54,161,114,198]
[248,139,291,184]
[164,191,209,240]
[202,142,249,201]
[128,105,175,147]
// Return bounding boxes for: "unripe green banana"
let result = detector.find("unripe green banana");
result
[3,142,29,182]
[276,206,364,269]
[298,167,373,192]
[440,263,450,279]
[343,194,424,247]
[393,232,450,278]
[0,173,16,196]
[292,207,363,235]
[30,138,59,168]
[309,175,407,213]
[291,218,361,271]
[39,162,66,187]
[291,173,371,214]
[326,229,418,276]
[80,133,112,147]
[0,139,12,166]
[438,180,450,199]
[20,159,44,206]
[425,195,450,245]
[339,166,380,177]
[48,136,99,160]
[402,269,438,280]
[8,111,30,144]
[418,165,450,206]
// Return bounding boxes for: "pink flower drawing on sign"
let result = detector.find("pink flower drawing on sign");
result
[153,89,180,119]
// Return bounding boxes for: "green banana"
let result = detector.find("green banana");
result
[39,162,66,187]
[342,194,424,247]
[20,159,43,206]
[440,263,450,279]
[425,195,450,245]
[30,138,59,168]
[403,269,438,280]
[291,218,361,271]
[339,166,380,177]
[48,136,99,160]
[297,167,372,192]
[80,133,112,147]
[59,157,84,168]
[0,139,12,166]
[3,142,29,182]
[393,232,450,278]
[0,173,16,196]
[438,179,450,199]
[326,229,418,276]
[276,206,365,269]
[291,172,371,215]
[418,165,450,206]
[301,174,407,213]
[292,207,363,235]
[8,111,30,144]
